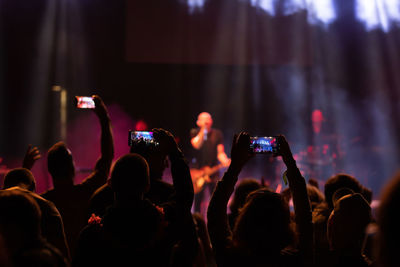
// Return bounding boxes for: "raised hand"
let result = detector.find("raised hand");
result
[229,132,253,174]
[22,144,41,170]
[91,94,114,176]
[276,135,295,166]
[92,95,109,119]
[152,128,180,156]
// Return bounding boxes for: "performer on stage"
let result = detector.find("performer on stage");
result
[190,112,230,213]
[297,109,342,181]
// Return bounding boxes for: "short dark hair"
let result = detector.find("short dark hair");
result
[47,141,74,179]
[307,184,325,210]
[233,188,293,255]
[324,173,363,209]
[229,178,262,214]
[328,193,371,250]
[3,168,36,192]
[110,153,150,196]
[308,178,319,189]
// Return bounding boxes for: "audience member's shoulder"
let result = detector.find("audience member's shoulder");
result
[8,187,61,218]
[6,187,49,207]
[3,186,26,193]
[32,194,61,216]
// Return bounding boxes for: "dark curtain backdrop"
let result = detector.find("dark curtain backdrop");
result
[1,0,400,194]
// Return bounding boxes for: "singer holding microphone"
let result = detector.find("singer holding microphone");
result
[190,112,230,214]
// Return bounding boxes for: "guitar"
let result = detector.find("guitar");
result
[190,164,226,194]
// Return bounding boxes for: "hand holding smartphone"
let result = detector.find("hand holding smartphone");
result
[249,136,280,154]
[128,130,159,147]
[75,96,95,109]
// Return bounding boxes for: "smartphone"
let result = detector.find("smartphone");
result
[75,96,95,109]
[128,130,159,147]
[249,136,279,154]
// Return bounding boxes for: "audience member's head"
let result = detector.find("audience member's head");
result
[327,193,371,251]
[308,178,320,189]
[47,142,75,180]
[233,188,293,255]
[130,141,167,180]
[307,184,325,211]
[0,190,41,254]
[331,187,355,206]
[3,168,36,192]
[378,171,400,267]
[229,178,262,215]
[324,173,363,209]
[110,153,150,200]
[281,184,324,212]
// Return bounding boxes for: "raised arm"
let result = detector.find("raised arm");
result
[207,132,252,261]
[153,128,193,211]
[82,95,114,187]
[153,128,198,265]
[277,135,313,265]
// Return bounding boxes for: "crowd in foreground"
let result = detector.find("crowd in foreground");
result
[0,95,399,267]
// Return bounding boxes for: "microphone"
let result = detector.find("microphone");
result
[204,129,208,141]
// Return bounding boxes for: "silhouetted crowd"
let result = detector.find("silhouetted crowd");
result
[1,95,399,267]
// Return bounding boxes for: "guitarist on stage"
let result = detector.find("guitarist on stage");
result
[190,112,230,213]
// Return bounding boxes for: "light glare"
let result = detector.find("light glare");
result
[185,0,400,31]
[356,0,400,32]
[188,0,206,13]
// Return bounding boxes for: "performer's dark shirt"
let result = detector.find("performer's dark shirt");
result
[190,128,223,168]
